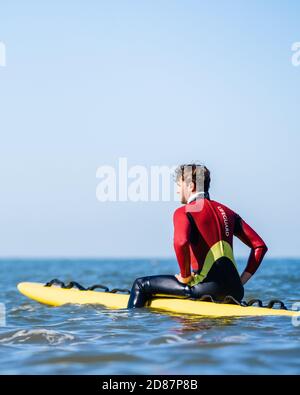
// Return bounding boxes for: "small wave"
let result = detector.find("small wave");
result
[31,352,144,365]
[221,335,249,343]
[11,304,36,313]
[148,334,190,345]
[67,317,85,322]
[0,329,75,345]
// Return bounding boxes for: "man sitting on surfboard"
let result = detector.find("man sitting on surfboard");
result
[127,163,268,308]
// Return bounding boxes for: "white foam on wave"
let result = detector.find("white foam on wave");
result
[11,304,36,313]
[222,334,249,343]
[0,329,75,345]
[148,334,190,345]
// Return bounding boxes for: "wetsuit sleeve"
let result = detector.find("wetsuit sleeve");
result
[173,208,191,278]
[234,214,268,275]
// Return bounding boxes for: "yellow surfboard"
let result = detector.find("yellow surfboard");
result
[17,282,300,318]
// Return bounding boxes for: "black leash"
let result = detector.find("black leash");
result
[45,278,130,294]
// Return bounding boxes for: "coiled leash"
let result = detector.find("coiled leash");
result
[44,279,130,294]
[246,298,287,310]
[44,279,287,309]
[197,294,288,310]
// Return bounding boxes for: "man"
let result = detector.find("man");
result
[127,164,268,308]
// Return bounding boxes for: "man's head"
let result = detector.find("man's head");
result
[174,163,211,204]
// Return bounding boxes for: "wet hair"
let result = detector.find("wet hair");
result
[174,163,211,192]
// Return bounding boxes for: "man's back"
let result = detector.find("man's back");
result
[173,198,268,281]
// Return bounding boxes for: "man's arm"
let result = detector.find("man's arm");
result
[234,215,268,285]
[173,208,192,282]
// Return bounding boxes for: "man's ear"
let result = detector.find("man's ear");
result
[189,181,196,193]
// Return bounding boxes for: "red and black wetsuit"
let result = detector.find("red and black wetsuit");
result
[127,194,268,308]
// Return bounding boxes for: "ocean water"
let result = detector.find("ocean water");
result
[0,258,299,375]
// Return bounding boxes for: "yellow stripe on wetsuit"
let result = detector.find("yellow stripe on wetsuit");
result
[189,240,237,287]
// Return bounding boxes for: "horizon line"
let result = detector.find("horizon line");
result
[0,256,299,260]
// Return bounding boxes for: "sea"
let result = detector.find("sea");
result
[0,258,299,375]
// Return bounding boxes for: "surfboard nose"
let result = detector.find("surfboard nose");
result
[17,282,28,294]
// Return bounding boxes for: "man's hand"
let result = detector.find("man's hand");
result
[175,273,193,284]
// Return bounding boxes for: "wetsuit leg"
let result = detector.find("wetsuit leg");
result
[127,275,189,308]
[127,275,226,308]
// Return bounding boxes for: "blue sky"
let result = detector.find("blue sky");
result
[0,0,299,258]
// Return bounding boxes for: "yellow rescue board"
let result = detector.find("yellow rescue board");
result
[17,282,299,318]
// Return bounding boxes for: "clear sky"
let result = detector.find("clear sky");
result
[0,0,299,258]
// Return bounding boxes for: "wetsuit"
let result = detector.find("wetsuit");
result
[127,194,268,308]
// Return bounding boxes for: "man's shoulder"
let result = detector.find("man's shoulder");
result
[173,205,186,216]
[210,199,238,216]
